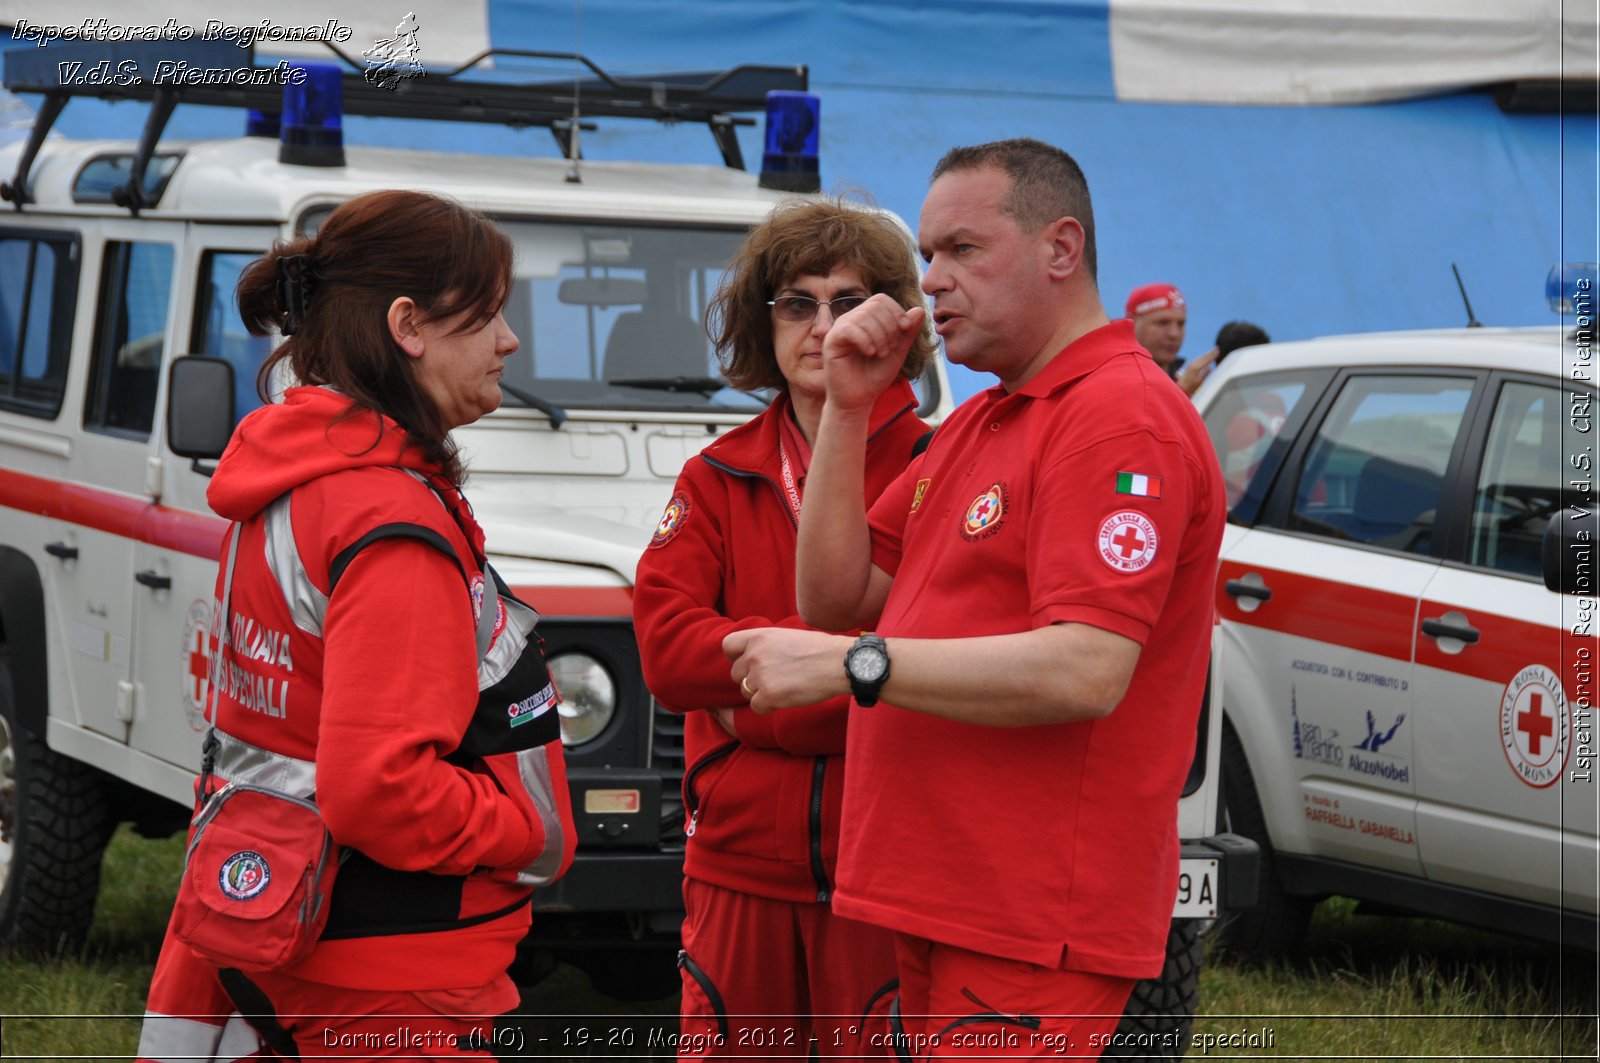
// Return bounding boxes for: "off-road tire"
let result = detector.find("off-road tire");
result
[1213,721,1311,962]
[1108,918,1201,1059]
[0,645,114,954]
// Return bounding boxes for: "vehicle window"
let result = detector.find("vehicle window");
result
[0,230,77,418]
[193,250,271,428]
[498,220,761,414]
[85,240,174,437]
[1202,370,1316,513]
[1469,381,1573,577]
[1288,375,1474,555]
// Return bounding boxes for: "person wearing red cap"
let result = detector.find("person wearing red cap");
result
[1125,282,1187,379]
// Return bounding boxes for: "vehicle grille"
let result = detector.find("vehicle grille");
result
[650,698,686,850]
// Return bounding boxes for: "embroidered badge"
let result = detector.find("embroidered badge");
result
[1098,510,1159,572]
[469,573,486,623]
[509,681,560,727]
[650,493,691,549]
[960,483,1009,540]
[1115,471,1163,499]
[219,850,271,900]
[911,478,931,514]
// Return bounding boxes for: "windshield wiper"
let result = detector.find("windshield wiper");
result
[609,375,730,396]
[500,382,567,429]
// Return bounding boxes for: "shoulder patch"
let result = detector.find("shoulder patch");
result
[1097,510,1159,572]
[650,492,692,548]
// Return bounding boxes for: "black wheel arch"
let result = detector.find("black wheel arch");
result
[0,546,49,735]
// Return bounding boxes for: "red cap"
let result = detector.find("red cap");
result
[1125,283,1185,318]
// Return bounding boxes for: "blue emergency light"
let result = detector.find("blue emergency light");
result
[245,109,280,139]
[279,64,345,167]
[1547,262,1599,314]
[759,90,820,193]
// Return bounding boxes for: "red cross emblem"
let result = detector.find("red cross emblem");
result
[961,484,1008,540]
[650,493,692,549]
[1098,511,1159,573]
[1500,664,1569,789]
[180,600,213,730]
[1517,692,1553,757]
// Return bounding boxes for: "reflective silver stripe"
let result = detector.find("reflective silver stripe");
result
[212,728,318,799]
[481,593,538,690]
[263,494,328,637]
[137,1011,260,1063]
[513,743,568,887]
[476,564,499,659]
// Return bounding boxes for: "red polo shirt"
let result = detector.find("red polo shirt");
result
[835,320,1225,978]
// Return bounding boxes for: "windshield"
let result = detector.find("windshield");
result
[497,219,762,414]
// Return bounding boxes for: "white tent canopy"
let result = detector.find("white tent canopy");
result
[1110,0,1600,104]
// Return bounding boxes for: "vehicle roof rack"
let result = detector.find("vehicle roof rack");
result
[1,39,807,212]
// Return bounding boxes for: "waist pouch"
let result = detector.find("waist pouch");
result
[171,783,339,972]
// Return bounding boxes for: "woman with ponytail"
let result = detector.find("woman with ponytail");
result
[138,189,574,1061]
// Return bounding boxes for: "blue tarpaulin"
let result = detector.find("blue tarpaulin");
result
[3,0,1595,401]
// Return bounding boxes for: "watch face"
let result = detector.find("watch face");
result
[849,646,888,683]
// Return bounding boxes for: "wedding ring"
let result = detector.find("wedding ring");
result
[741,676,755,697]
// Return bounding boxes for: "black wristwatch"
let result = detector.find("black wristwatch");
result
[844,634,890,707]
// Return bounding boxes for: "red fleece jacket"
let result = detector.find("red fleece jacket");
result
[201,386,570,989]
[634,381,927,902]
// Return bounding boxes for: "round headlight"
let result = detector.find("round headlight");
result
[549,652,616,746]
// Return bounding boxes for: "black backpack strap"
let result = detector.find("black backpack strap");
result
[327,522,468,594]
[911,427,936,458]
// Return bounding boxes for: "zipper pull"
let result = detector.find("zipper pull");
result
[685,811,699,838]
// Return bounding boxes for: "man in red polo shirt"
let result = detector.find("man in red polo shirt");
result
[723,139,1225,1058]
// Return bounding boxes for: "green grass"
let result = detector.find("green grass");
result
[2,830,1596,1060]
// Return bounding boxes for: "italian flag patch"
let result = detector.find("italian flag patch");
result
[1116,472,1163,499]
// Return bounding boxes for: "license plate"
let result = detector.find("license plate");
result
[1173,857,1219,918]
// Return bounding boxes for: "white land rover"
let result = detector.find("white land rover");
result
[0,38,1251,1041]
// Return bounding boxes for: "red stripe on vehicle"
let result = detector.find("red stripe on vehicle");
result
[1416,599,1592,692]
[0,466,227,559]
[1217,561,1416,663]
[509,585,633,618]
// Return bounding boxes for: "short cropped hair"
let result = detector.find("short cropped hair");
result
[1215,320,1271,359]
[931,138,1098,282]
[709,198,935,392]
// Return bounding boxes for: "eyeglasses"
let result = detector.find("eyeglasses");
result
[767,294,870,323]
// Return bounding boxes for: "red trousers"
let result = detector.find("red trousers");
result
[889,934,1135,1060]
[677,877,899,1059]
[139,923,513,1063]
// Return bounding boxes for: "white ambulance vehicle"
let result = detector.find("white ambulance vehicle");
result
[0,39,1252,1030]
[1196,296,1599,958]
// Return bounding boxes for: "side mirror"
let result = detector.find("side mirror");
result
[1541,506,1599,594]
[167,356,236,461]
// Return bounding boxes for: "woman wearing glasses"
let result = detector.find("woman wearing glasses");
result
[634,198,934,1057]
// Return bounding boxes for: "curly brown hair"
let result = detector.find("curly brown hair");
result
[708,198,935,391]
[237,190,513,486]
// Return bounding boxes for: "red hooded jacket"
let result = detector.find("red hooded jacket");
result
[199,385,574,988]
[634,381,927,902]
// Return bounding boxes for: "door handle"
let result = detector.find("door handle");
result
[134,570,172,590]
[44,541,78,560]
[1421,616,1479,644]
[1224,578,1273,603]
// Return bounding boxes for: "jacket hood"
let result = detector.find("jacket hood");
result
[208,386,440,521]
